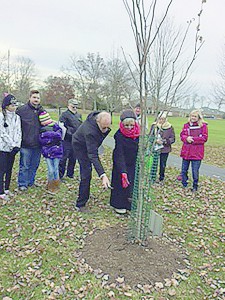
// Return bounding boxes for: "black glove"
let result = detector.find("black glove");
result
[11,147,20,155]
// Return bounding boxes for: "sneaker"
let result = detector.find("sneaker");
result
[76,206,90,213]
[0,194,10,201]
[29,183,41,188]
[114,208,127,214]
[191,188,198,193]
[19,186,28,192]
[5,190,14,197]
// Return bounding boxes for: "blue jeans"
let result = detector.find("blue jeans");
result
[46,158,60,181]
[18,147,41,188]
[181,159,201,190]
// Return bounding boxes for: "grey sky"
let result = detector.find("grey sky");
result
[0,0,225,101]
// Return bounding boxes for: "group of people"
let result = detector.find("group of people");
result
[0,91,82,200]
[0,91,208,215]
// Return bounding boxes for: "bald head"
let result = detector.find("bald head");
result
[96,111,111,133]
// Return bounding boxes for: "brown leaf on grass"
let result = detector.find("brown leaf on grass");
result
[107,290,115,297]
[141,284,152,293]
[155,282,164,289]
[168,288,176,296]
[116,276,125,284]
[54,285,66,295]
[124,292,133,297]
[64,221,70,228]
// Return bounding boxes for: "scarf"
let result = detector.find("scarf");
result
[119,121,140,139]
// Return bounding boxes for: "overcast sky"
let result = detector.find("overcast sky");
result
[0,0,225,102]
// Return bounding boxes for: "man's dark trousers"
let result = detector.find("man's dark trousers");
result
[59,140,76,178]
[76,156,93,208]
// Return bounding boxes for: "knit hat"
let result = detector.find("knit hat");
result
[2,94,17,109]
[39,111,54,126]
[120,109,136,122]
[68,98,78,106]
[157,111,167,119]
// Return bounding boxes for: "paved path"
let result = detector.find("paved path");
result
[103,136,225,182]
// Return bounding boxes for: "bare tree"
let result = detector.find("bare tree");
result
[63,53,105,110]
[213,50,225,110]
[12,56,36,102]
[0,52,10,95]
[123,0,206,240]
[102,55,137,112]
[147,19,196,113]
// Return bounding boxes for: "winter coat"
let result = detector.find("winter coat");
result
[0,111,22,152]
[16,102,43,148]
[39,123,63,159]
[150,123,175,153]
[110,130,139,210]
[59,109,82,142]
[72,111,110,176]
[180,122,208,160]
[136,114,149,130]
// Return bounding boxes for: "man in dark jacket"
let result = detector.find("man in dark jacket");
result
[72,111,111,212]
[59,98,82,179]
[16,90,43,191]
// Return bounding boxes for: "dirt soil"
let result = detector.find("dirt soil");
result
[81,225,187,287]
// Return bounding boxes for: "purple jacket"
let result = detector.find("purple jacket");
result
[39,123,63,159]
[180,122,208,160]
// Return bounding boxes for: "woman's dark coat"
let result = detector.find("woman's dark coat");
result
[110,130,139,210]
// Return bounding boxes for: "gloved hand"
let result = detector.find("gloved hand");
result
[11,147,20,155]
[121,173,130,189]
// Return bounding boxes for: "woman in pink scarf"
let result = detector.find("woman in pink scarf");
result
[110,109,140,214]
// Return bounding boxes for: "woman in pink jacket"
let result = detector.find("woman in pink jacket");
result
[180,110,208,192]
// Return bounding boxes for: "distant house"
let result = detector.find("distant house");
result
[201,107,224,119]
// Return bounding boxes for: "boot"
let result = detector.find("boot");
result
[54,179,60,191]
[47,180,56,195]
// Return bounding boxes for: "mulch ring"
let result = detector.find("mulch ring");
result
[79,225,190,289]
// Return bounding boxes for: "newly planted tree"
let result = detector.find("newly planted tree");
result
[123,0,206,240]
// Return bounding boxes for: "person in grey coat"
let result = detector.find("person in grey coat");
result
[59,98,82,179]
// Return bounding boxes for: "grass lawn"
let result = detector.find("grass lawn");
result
[50,110,225,146]
[0,145,224,299]
[51,109,225,167]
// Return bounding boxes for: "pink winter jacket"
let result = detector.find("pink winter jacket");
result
[180,122,208,160]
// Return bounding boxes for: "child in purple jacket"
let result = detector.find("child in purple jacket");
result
[39,111,63,193]
[180,110,208,192]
